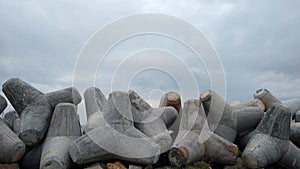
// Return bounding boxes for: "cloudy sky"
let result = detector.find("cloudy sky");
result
[1,1,300,123]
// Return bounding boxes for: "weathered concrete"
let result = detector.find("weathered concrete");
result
[0,163,19,169]
[254,88,300,118]
[84,87,107,119]
[134,107,177,153]
[3,110,21,134]
[295,110,300,122]
[169,100,238,167]
[283,98,300,118]
[83,87,107,133]
[69,91,160,165]
[231,99,265,112]
[21,144,42,169]
[200,90,264,142]
[236,129,259,151]
[40,103,82,169]
[159,91,182,113]
[253,88,281,112]
[159,92,182,140]
[2,78,82,146]
[0,118,26,163]
[290,122,300,147]
[278,142,300,169]
[0,95,7,114]
[129,90,176,153]
[242,103,293,168]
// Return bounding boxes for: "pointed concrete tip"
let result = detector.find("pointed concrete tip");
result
[169,147,188,167]
[2,77,20,89]
[200,90,212,101]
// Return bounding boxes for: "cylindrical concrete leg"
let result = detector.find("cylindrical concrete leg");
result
[231,99,265,112]
[2,78,43,113]
[21,144,42,169]
[204,131,238,164]
[3,110,21,134]
[278,142,300,169]
[18,97,52,146]
[235,107,264,133]
[200,90,236,142]
[0,163,19,169]
[130,91,175,154]
[136,116,172,153]
[84,112,103,133]
[157,107,178,128]
[242,133,289,168]
[159,92,182,140]
[290,122,300,147]
[169,131,205,167]
[40,103,82,169]
[0,119,26,163]
[45,87,82,107]
[253,88,281,112]
[283,98,300,118]
[159,91,182,113]
[295,110,300,122]
[0,95,7,114]
[84,87,107,120]
[236,129,259,151]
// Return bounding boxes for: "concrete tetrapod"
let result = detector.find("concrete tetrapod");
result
[254,88,300,118]
[129,90,177,153]
[242,103,300,169]
[2,78,82,146]
[169,100,238,167]
[3,110,21,134]
[0,118,26,163]
[200,90,264,142]
[40,103,82,169]
[83,87,107,133]
[0,95,7,114]
[69,91,160,165]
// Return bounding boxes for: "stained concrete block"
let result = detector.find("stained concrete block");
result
[40,103,82,169]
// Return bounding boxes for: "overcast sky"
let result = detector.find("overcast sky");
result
[1,1,300,123]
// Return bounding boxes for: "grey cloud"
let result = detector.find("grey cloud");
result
[1,0,300,123]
